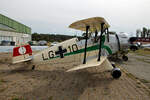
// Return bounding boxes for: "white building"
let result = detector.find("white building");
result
[0,30,31,45]
[0,14,31,45]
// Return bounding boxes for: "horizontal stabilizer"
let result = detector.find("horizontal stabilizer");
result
[66,56,113,72]
[12,44,33,64]
[13,56,32,64]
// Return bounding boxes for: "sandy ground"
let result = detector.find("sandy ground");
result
[0,52,150,100]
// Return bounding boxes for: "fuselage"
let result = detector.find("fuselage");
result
[32,33,130,65]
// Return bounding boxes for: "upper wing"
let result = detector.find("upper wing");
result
[69,17,110,33]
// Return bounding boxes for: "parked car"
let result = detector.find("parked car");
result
[1,40,15,46]
[130,42,142,51]
[38,40,47,46]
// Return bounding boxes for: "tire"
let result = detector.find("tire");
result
[122,55,128,61]
[111,68,122,79]
[130,46,138,51]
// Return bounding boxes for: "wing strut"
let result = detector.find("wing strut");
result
[97,23,105,61]
[106,28,109,42]
[83,26,90,64]
[94,30,98,43]
[115,34,121,51]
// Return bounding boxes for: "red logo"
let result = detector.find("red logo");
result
[13,45,32,57]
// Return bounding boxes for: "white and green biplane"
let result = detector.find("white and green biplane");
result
[12,17,130,79]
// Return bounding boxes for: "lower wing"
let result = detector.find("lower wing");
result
[66,56,113,72]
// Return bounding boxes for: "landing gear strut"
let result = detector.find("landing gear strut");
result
[32,65,35,70]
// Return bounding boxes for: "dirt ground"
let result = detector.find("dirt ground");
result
[0,52,150,100]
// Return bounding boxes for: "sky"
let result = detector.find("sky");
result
[0,0,150,36]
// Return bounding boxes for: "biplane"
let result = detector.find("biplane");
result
[12,17,130,79]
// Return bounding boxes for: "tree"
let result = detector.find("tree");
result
[136,29,141,37]
[147,29,150,38]
[142,27,147,38]
[31,33,83,42]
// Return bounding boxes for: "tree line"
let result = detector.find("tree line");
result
[136,27,150,38]
[32,33,83,42]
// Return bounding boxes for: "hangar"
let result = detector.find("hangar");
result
[0,14,31,45]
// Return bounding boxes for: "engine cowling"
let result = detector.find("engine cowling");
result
[111,68,121,79]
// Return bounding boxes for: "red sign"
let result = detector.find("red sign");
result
[13,45,32,57]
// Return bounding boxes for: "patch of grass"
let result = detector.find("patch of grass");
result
[136,58,150,64]
[48,96,53,100]
[0,88,6,92]
[126,73,135,80]
[11,98,25,100]
[103,91,109,95]
[136,85,141,88]
[0,79,7,83]
[0,58,9,63]
[137,81,141,84]
[140,79,149,83]
[12,98,19,100]
[133,49,150,56]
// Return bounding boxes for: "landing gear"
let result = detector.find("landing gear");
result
[122,55,128,61]
[32,65,35,70]
[111,68,122,79]
[111,64,121,79]
[130,45,138,51]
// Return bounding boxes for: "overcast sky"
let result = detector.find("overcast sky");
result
[0,0,150,36]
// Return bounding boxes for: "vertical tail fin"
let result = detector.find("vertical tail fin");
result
[12,44,33,64]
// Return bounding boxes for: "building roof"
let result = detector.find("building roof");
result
[0,14,31,34]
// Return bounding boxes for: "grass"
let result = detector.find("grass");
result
[48,96,53,100]
[136,58,150,64]
[0,58,9,63]
[103,91,109,95]
[125,71,149,84]
[136,85,141,88]
[0,78,7,83]
[0,88,7,92]
[126,73,136,80]
[131,48,150,56]
[0,79,8,93]
[136,81,141,84]
[140,79,150,83]
[11,98,25,100]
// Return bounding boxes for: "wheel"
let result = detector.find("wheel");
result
[111,68,121,79]
[130,46,138,51]
[122,55,128,61]
[32,65,35,70]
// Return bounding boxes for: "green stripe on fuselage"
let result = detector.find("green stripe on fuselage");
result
[64,44,112,56]
[46,43,112,60]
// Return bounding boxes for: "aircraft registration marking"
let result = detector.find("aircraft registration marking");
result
[42,44,79,60]
[41,42,112,61]
[55,46,67,58]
